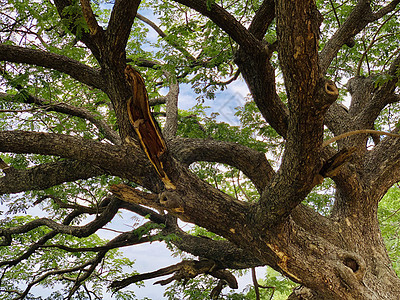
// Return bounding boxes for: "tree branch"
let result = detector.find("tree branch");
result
[136,13,196,62]
[324,102,353,137]
[253,1,336,227]
[234,42,288,138]
[0,209,85,265]
[373,0,400,19]
[248,0,275,40]
[356,54,400,128]
[322,130,400,148]
[174,0,263,53]
[0,44,105,90]
[17,260,94,300]
[106,0,141,59]
[0,197,120,243]
[364,133,400,200]
[0,159,103,195]
[53,0,102,59]
[169,137,274,193]
[163,224,264,269]
[120,201,166,224]
[111,187,264,270]
[0,130,158,189]
[110,259,237,291]
[149,96,167,106]
[39,224,152,253]
[163,72,179,139]
[79,0,103,36]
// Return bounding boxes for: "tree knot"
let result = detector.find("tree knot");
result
[335,251,366,287]
[314,78,339,110]
[325,80,338,97]
[159,191,184,214]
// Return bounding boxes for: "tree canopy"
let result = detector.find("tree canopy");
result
[1,0,400,299]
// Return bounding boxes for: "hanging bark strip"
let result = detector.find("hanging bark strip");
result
[124,65,175,190]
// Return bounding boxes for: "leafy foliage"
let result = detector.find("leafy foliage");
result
[379,186,400,275]
[0,215,140,300]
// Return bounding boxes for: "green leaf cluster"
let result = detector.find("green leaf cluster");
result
[379,186,400,274]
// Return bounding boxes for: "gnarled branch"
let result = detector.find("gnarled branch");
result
[0,159,103,195]
[0,130,154,187]
[110,259,237,292]
[169,137,274,193]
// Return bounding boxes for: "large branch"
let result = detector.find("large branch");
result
[162,72,179,139]
[236,55,289,138]
[355,54,400,128]
[111,259,237,292]
[164,226,263,269]
[326,54,400,151]
[169,137,274,193]
[320,0,400,74]
[248,0,275,40]
[0,159,103,195]
[106,0,141,60]
[174,0,263,53]
[364,135,400,200]
[0,130,159,189]
[111,180,251,249]
[254,0,337,226]
[0,92,121,145]
[111,188,263,269]
[0,44,105,90]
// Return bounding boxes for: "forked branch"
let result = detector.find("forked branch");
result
[110,259,238,294]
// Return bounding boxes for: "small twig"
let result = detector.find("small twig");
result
[231,170,238,200]
[0,105,50,113]
[236,172,252,202]
[215,69,241,85]
[329,0,341,27]
[381,47,400,72]
[252,267,260,300]
[136,13,196,62]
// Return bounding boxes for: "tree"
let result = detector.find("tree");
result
[1,0,400,298]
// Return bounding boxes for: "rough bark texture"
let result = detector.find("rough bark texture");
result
[1,0,400,299]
